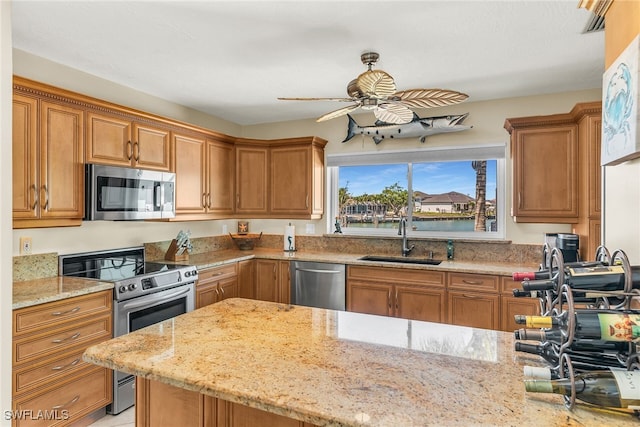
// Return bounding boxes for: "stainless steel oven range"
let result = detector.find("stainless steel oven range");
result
[59,246,198,415]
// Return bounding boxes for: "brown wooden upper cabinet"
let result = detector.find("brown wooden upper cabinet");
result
[235,137,327,219]
[173,132,235,218]
[13,91,85,229]
[86,111,171,172]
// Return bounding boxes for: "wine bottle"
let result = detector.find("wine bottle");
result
[519,265,640,293]
[514,310,640,342]
[514,329,632,352]
[512,260,607,281]
[523,365,611,380]
[514,342,627,369]
[524,368,640,409]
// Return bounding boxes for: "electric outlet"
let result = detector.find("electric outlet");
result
[305,223,315,234]
[222,224,228,234]
[20,237,32,255]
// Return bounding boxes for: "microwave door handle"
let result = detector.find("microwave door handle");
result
[121,286,191,311]
[155,183,161,209]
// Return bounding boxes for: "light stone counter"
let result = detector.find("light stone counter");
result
[84,298,638,426]
[171,248,538,277]
[13,276,114,309]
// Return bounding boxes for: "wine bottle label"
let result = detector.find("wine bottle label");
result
[598,313,640,342]
[609,368,640,408]
[568,265,624,276]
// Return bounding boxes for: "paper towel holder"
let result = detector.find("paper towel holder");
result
[284,222,296,252]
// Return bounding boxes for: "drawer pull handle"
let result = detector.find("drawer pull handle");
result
[52,358,80,371]
[52,395,80,410]
[462,280,483,285]
[52,332,80,343]
[51,307,80,317]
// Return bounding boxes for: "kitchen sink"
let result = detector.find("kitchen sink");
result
[358,255,442,265]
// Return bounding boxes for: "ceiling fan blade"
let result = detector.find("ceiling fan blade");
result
[374,103,414,124]
[393,89,469,108]
[316,103,361,122]
[278,97,355,102]
[356,70,396,98]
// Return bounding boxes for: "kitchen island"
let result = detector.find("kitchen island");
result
[83,298,638,426]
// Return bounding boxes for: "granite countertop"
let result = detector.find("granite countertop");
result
[13,276,114,310]
[83,298,637,427]
[171,248,538,276]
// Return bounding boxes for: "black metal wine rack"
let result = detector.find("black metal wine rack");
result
[521,244,639,410]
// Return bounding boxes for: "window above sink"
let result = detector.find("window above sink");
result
[326,144,507,240]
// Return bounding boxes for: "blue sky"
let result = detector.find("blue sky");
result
[339,160,497,199]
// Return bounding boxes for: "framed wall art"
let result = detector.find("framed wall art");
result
[602,34,640,166]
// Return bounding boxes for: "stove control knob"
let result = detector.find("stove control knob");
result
[119,285,127,293]
[128,283,137,291]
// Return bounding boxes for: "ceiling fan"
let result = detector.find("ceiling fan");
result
[278,52,469,125]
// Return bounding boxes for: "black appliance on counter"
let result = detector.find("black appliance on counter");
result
[59,246,198,414]
[543,232,580,266]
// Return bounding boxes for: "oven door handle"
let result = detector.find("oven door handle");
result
[121,286,192,311]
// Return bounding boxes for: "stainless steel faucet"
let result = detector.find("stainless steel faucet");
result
[398,217,415,257]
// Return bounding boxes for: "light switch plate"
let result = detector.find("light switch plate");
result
[305,223,315,234]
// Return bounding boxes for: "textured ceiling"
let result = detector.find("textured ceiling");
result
[11,1,604,126]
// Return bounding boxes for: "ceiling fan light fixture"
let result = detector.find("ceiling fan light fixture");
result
[278,52,468,124]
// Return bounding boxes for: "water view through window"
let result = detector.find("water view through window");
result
[337,160,498,233]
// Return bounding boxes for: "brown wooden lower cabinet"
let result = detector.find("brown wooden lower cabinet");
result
[255,260,290,304]
[499,276,540,332]
[136,378,318,427]
[347,265,446,323]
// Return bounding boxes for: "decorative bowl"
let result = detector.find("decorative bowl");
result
[229,232,262,250]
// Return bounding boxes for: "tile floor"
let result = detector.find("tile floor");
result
[87,407,134,427]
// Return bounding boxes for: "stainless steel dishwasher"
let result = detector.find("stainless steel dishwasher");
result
[290,261,346,310]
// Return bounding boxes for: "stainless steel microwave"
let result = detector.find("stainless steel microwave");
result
[85,164,176,220]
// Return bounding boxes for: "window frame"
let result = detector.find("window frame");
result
[326,144,507,240]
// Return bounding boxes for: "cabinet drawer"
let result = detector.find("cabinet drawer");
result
[198,263,237,284]
[500,276,524,295]
[13,338,106,396]
[14,315,112,366]
[348,265,445,287]
[447,273,499,292]
[13,366,112,427]
[14,291,112,336]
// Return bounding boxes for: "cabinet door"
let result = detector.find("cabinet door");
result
[347,281,393,317]
[511,125,578,222]
[196,282,220,309]
[206,138,235,214]
[447,291,500,330]
[86,112,132,167]
[39,100,84,219]
[136,378,207,427]
[217,399,309,427]
[270,145,310,215]
[12,94,38,220]
[395,285,446,323]
[235,145,268,215]
[278,260,290,304]
[500,296,540,332]
[237,260,255,299]
[133,123,170,171]
[255,260,278,302]
[218,277,239,302]
[173,133,207,214]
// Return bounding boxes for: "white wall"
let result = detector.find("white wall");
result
[603,160,640,263]
[1,1,13,420]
